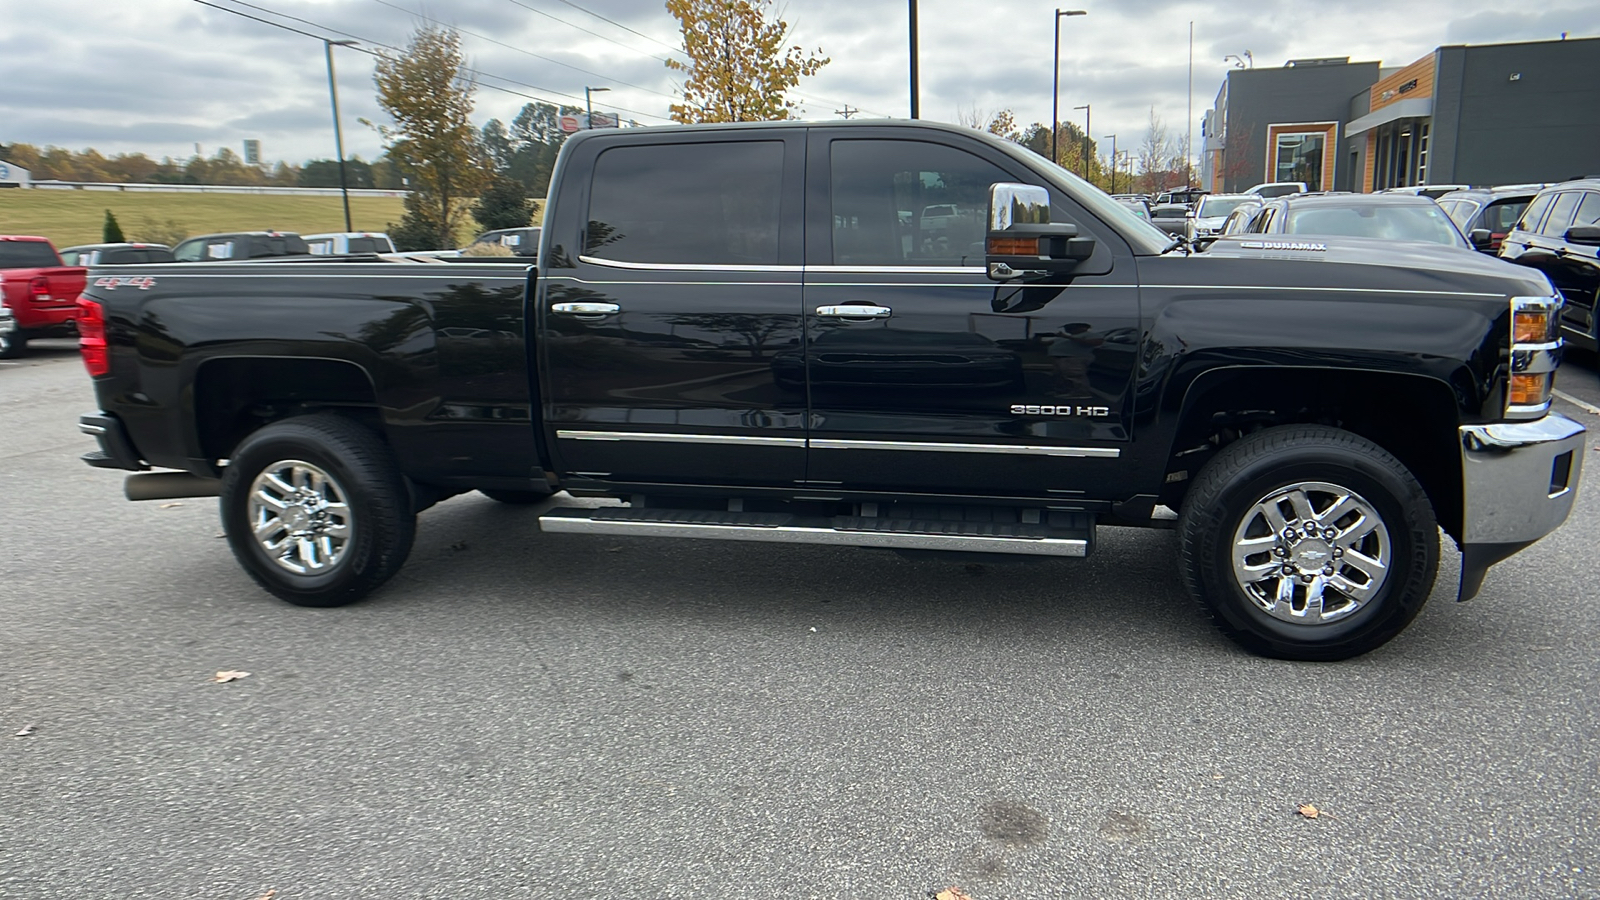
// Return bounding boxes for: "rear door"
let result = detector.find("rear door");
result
[538,130,808,490]
[800,129,1139,499]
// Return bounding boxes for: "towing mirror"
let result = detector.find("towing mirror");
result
[986,182,1095,281]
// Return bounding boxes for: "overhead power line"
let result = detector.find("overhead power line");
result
[501,0,681,65]
[533,0,690,59]
[193,0,672,121]
[370,0,678,102]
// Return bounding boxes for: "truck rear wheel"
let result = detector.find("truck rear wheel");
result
[220,414,416,607]
[0,330,25,359]
[1177,425,1438,661]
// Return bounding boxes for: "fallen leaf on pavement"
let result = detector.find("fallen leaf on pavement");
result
[255,890,278,900]
[159,502,183,509]
[935,889,974,900]
[1297,803,1337,820]
[212,671,251,683]
[15,724,36,737]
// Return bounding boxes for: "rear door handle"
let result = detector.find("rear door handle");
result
[552,301,621,318]
[816,304,892,319]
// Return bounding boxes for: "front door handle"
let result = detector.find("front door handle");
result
[816,304,892,319]
[552,301,621,318]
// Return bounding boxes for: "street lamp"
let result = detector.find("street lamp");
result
[1073,104,1090,180]
[585,86,610,129]
[324,39,357,232]
[1103,134,1117,193]
[1051,9,1087,164]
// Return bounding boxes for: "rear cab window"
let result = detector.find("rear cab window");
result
[0,240,62,267]
[586,140,784,265]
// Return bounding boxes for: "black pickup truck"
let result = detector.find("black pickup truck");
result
[77,120,1585,660]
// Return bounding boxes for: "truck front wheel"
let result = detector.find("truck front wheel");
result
[220,414,416,607]
[1178,425,1439,661]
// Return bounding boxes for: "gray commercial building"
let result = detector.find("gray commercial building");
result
[1201,36,1600,194]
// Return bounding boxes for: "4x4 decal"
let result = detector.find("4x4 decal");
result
[93,276,157,290]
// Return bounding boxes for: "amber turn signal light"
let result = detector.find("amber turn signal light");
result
[987,236,1040,256]
[1509,372,1552,407]
[1512,309,1556,344]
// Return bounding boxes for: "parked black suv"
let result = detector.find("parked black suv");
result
[1499,178,1600,351]
[1436,186,1542,255]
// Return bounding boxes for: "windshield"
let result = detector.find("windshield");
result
[1284,203,1469,247]
[1197,197,1256,219]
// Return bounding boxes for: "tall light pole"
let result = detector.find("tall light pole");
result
[1051,9,1087,163]
[1073,104,1090,180]
[909,0,919,118]
[585,86,610,128]
[1103,134,1117,193]
[324,39,357,232]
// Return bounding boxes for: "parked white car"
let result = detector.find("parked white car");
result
[304,232,396,255]
[0,303,17,358]
[1244,182,1309,198]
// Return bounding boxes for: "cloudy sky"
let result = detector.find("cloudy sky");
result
[3,0,1597,168]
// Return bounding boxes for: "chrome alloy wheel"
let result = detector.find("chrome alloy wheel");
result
[1230,481,1391,625]
[248,460,353,575]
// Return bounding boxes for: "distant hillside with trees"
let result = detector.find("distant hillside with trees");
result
[0,142,402,190]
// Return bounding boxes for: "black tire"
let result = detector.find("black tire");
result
[220,414,416,607]
[478,488,553,504]
[0,329,25,359]
[1177,425,1439,661]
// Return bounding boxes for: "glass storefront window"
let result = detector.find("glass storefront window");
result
[1274,133,1324,191]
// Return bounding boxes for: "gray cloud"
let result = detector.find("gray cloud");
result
[2,0,1596,168]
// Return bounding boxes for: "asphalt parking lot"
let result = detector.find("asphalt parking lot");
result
[3,340,1597,899]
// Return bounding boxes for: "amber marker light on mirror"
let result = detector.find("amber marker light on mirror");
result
[987,236,1040,256]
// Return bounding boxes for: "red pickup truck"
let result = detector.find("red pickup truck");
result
[0,235,86,358]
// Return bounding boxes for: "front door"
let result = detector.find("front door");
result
[801,131,1139,500]
[538,132,808,489]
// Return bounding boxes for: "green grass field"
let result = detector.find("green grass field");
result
[0,190,408,249]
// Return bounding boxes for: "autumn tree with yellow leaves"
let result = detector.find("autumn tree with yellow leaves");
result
[665,0,829,123]
[372,25,489,249]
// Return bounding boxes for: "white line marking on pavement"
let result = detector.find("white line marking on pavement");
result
[1553,389,1600,416]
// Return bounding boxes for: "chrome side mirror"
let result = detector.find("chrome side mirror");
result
[986,182,1095,281]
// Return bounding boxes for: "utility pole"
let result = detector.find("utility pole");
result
[835,105,859,119]
[1073,104,1090,180]
[585,85,610,128]
[909,0,919,118]
[323,39,357,232]
[1051,9,1088,164]
[1103,134,1117,193]
[1186,20,1194,189]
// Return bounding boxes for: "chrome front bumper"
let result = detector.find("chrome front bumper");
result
[1457,413,1586,599]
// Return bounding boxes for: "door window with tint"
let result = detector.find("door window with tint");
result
[828,140,1011,267]
[1518,193,1554,233]
[1573,192,1600,229]
[1540,192,1581,238]
[586,141,783,266]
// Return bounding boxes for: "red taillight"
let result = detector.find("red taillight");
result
[30,275,52,302]
[78,296,109,377]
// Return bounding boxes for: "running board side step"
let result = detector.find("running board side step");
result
[538,507,1091,557]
